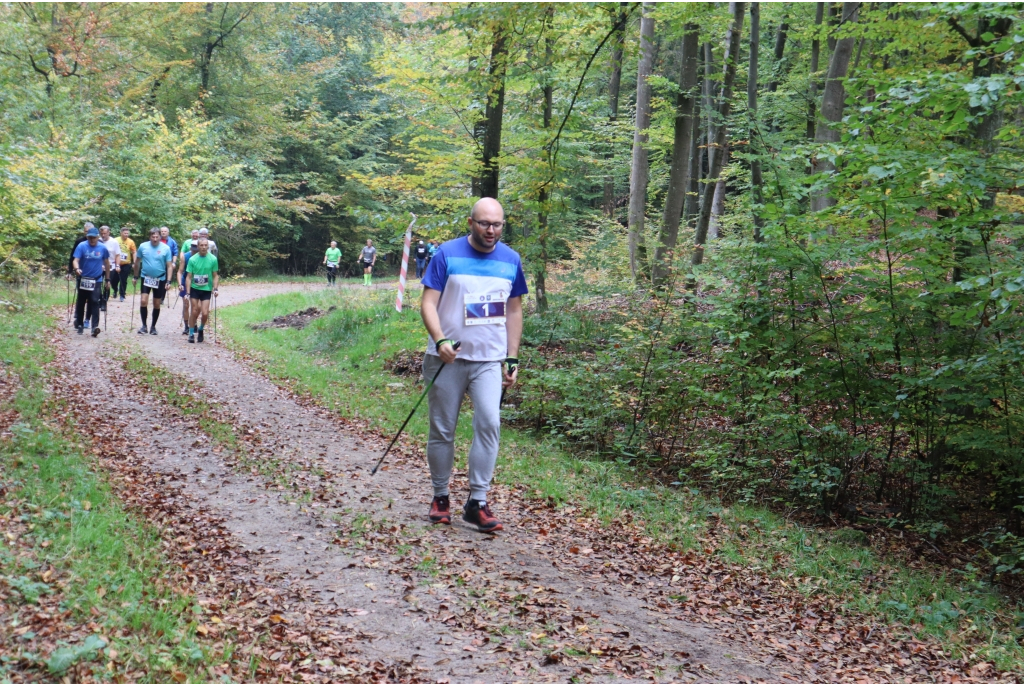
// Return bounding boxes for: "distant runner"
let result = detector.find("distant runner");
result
[198,227,218,256]
[159,226,179,281]
[134,228,173,335]
[98,226,120,313]
[180,241,199,335]
[420,197,526,533]
[359,239,376,286]
[427,239,438,266]
[67,222,94,328]
[114,227,137,301]
[414,240,428,279]
[71,226,111,337]
[185,238,219,343]
[323,241,342,286]
[182,229,200,255]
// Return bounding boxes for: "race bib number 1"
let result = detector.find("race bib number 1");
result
[193,274,209,286]
[464,290,508,326]
[143,276,160,289]
[80,278,96,292]
[327,262,337,268]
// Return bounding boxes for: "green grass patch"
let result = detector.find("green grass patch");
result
[0,281,218,682]
[217,286,1024,672]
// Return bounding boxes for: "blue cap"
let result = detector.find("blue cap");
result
[86,227,99,237]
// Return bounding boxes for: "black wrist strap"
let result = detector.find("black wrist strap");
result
[505,357,519,373]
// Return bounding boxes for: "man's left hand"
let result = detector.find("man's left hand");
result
[503,357,519,388]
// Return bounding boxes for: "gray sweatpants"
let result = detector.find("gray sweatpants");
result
[423,354,502,502]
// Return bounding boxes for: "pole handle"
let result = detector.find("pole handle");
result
[371,341,459,475]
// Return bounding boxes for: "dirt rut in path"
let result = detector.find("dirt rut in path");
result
[57,283,972,683]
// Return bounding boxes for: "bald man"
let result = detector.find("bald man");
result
[419,197,527,533]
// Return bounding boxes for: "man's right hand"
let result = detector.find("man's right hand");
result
[437,341,458,364]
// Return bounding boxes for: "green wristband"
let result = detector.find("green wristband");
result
[505,357,519,374]
[435,338,453,349]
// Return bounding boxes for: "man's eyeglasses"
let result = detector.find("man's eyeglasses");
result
[472,219,505,230]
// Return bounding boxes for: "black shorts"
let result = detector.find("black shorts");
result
[141,280,168,299]
[190,289,212,302]
[362,261,373,269]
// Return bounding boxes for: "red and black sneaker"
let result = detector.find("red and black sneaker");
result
[428,495,451,525]
[463,499,503,533]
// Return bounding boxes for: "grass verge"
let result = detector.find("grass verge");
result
[0,282,217,683]
[217,285,1024,673]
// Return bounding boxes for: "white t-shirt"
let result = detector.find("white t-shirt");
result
[101,237,122,269]
[421,237,529,362]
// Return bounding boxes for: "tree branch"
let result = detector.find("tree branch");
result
[540,2,638,188]
[947,17,979,47]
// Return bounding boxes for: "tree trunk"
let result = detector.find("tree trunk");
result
[692,2,745,267]
[948,14,1014,281]
[652,23,700,286]
[702,42,717,175]
[627,3,657,280]
[683,109,703,228]
[479,25,508,199]
[806,2,824,140]
[766,15,788,93]
[709,175,727,239]
[810,2,859,215]
[535,10,554,312]
[470,54,484,196]
[603,3,628,218]
[748,3,765,243]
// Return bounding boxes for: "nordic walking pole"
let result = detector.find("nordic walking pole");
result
[128,279,136,333]
[371,341,460,475]
[213,292,217,345]
[66,275,71,324]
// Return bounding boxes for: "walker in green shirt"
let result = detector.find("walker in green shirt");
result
[325,247,342,266]
[186,253,219,291]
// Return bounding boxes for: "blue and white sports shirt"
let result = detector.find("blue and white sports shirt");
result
[421,236,528,362]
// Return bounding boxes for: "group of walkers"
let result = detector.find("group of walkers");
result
[68,222,219,343]
[320,237,439,286]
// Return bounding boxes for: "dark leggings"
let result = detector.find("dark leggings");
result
[74,285,101,328]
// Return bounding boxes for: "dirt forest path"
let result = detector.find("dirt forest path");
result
[53,283,965,683]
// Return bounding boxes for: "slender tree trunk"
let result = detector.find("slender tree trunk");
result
[652,23,700,286]
[949,15,1013,281]
[827,2,840,53]
[683,108,703,228]
[470,54,484,196]
[811,2,859,215]
[709,175,727,239]
[807,2,824,140]
[766,15,788,93]
[603,3,627,218]
[702,42,718,174]
[479,25,508,199]
[536,9,554,312]
[692,2,746,266]
[627,2,657,280]
[748,3,765,242]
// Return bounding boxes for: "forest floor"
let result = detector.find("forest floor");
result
[0,281,1014,683]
